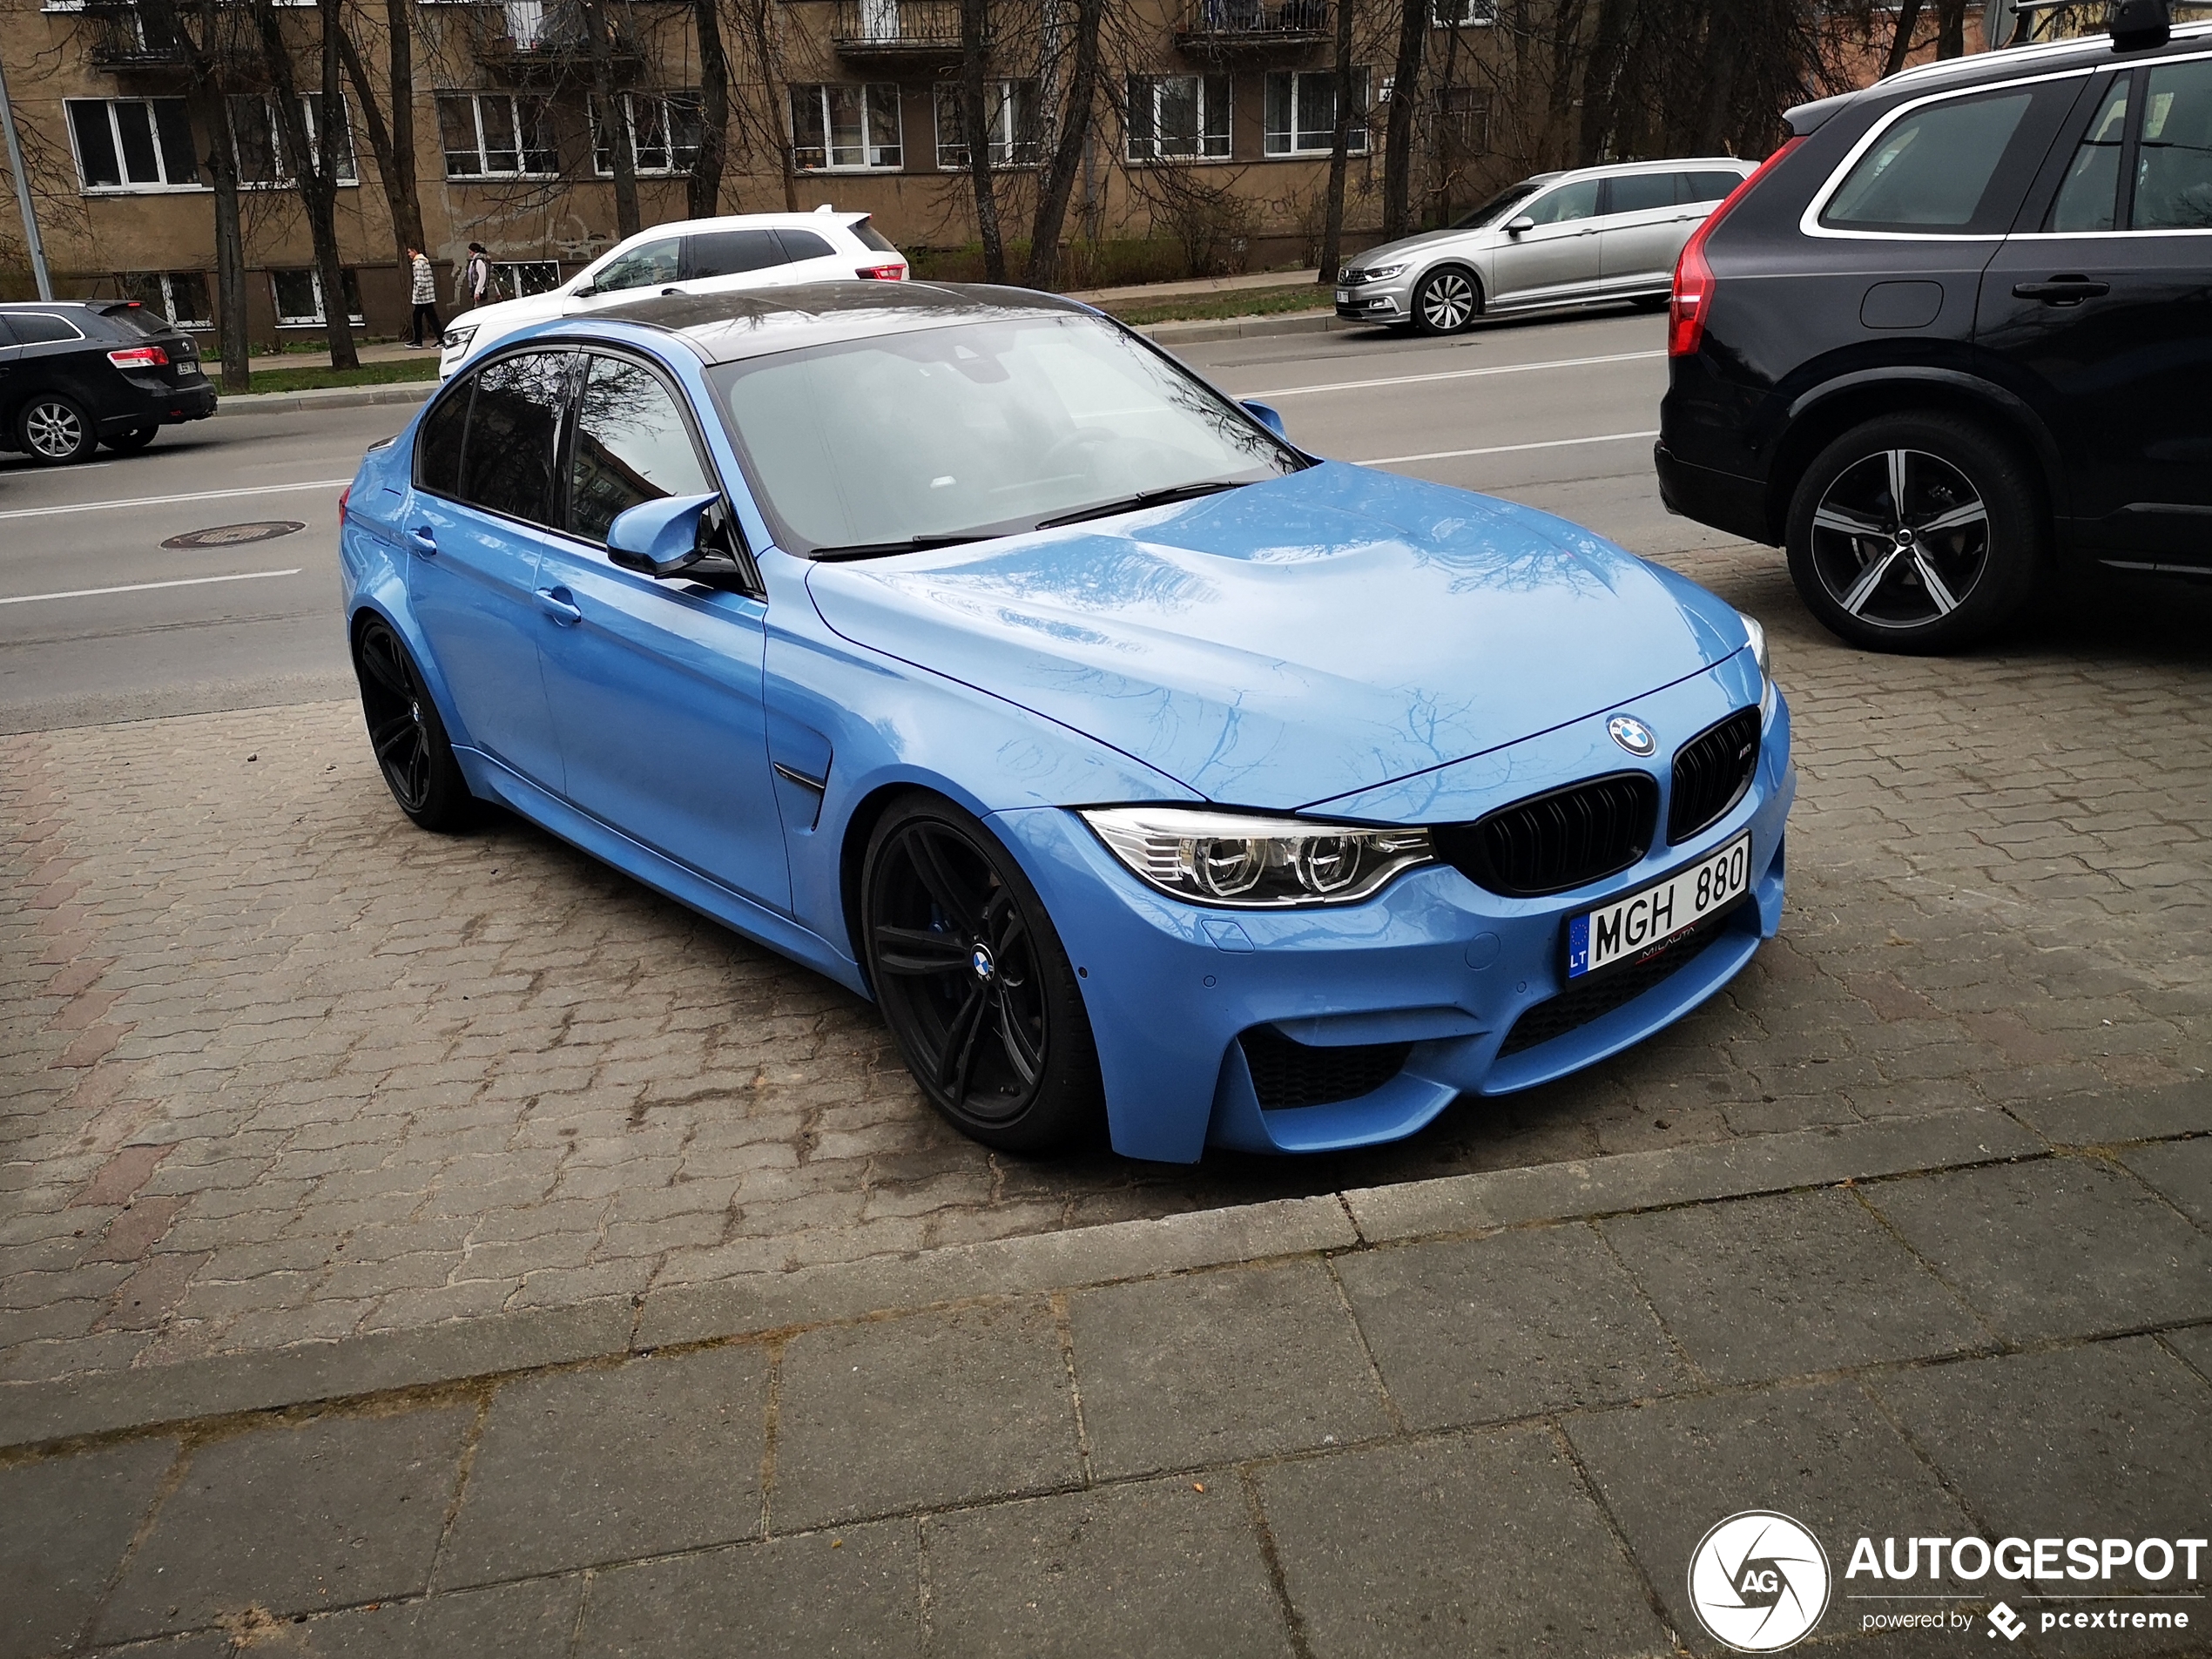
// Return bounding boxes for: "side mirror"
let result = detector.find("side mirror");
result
[607,491,744,583]
[1241,400,1288,439]
[570,281,597,299]
[1505,216,1536,237]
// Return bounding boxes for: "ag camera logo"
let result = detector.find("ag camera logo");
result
[1689,1511,1832,1652]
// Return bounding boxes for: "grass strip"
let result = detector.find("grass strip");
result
[1097,283,1332,327]
[242,356,441,396]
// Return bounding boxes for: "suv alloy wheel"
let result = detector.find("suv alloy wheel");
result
[18,395,96,464]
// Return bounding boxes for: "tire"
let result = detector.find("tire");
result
[17,395,97,464]
[1411,266,1481,335]
[861,793,1104,1153]
[352,615,477,832]
[1784,412,2045,654]
[101,425,159,454]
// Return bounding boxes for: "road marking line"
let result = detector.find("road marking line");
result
[1359,428,1661,466]
[1254,348,1665,399]
[0,568,303,606]
[0,478,353,522]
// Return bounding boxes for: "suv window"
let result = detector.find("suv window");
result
[591,238,681,294]
[1606,172,1678,215]
[1522,179,1601,226]
[460,351,571,525]
[686,229,786,279]
[1823,88,2034,232]
[568,354,714,545]
[775,228,836,260]
[2050,80,2130,233]
[6,311,85,344]
[2135,58,2212,230]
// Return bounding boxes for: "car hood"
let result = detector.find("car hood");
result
[804,463,1747,812]
[1351,225,1496,270]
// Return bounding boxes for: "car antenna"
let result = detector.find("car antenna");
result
[2109,0,2170,50]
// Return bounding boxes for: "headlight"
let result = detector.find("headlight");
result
[440,324,476,352]
[1082,807,1433,908]
[1740,612,1776,718]
[1345,263,1406,286]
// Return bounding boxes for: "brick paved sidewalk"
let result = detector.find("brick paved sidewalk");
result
[5,1102,2208,1658]
[3,547,2209,1388]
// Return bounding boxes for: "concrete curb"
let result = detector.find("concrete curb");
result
[0,1103,2123,1452]
[1134,308,1350,345]
[213,381,435,417]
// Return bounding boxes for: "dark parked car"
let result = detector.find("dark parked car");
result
[0,300,216,464]
[1655,4,2212,651]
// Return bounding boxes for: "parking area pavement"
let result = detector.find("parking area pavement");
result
[4,531,2208,1388]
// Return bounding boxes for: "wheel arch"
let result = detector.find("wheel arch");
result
[1416,260,1486,309]
[1765,370,2064,545]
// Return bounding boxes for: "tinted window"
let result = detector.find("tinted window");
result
[853,218,897,253]
[1684,170,1743,203]
[775,228,836,260]
[1606,172,1678,214]
[686,229,786,278]
[417,382,469,496]
[2134,59,2212,231]
[2050,80,2128,233]
[460,351,570,525]
[568,355,714,545]
[7,312,84,344]
[1522,179,1601,225]
[591,239,680,293]
[1823,91,2033,231]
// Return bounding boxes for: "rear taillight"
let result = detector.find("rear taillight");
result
[855,264,907,280]
[1669,138,1803,360]
[106,345,171,369]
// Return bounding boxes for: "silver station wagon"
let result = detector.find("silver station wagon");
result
[1336,157,1756,334]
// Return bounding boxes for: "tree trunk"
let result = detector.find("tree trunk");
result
[140,0,251,388]
[585,0,641,239]
[1883,0,1924,75]
[689,0,731,218]
[1317,0,1356,282]
[1382,0,1425,239]
[336,0,424,270]
[1694,15,1740,152]
[959,0,1005,282]
[742,0,798,212]
[253,0,358,368]
[1026,0,1103,288]
[1576,0,1635,165]
[382,0,424,260]
[1935,0,1966,57]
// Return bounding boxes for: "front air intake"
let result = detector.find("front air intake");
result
[1238,1026,1412,1109]
[1433,772,1658,898]
[1668,706,1760,844]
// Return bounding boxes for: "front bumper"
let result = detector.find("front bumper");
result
[995,663,1794,1163]
[1333,276,1411,322]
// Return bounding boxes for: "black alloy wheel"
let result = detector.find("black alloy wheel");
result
[352,615,475,831]
[1786,414,2043,654]
[17,395,96,464]
[102,425,159,454]
[861,795,1103,1152]
[1413,266,1480,335]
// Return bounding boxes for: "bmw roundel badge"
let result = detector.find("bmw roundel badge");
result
[1608,715,1656,757]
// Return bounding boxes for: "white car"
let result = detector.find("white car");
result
[437,208,908,376]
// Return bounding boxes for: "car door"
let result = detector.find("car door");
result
[0,315,18,416]
[530,349,790,910]
[1978,57,2212,563]
[1595,170,1690,293]
[1486,178,1604,305]
[401,352,570,789]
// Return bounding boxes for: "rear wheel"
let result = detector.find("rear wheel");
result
[102,425,159,454]
[17,395,96,464]
[861,795,1103,1153]
[353,615,476,831]
[1412,266,1480,335]
[1785,413,2044,653]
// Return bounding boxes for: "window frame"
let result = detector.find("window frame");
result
[1125,73,1232,163]
[270,267,366,329]
[1430,0,1497,24]
[64,97,202,193]
[788,83,904,173]
[933,78,1042,170]
[439,92,561,180]
[1263,68,1371,158]
[227,93,357,189]
[117,271,213,328]
[590,90,704,178]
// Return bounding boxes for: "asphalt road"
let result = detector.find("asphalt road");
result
[0,303,1728,735]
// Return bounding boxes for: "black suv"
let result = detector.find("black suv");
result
[1655,5,2212,651]
[0,300,216,465]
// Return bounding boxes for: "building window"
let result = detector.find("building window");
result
[272,267,365,327]
[934,79,1041,170]
[1436,84,1490,153]
[117,270,213,327]
[1431,0,1497,24]
[789,84,902,172]
[494,260,564,297]
[65,98,199,192]
[591,91,703,177]
[227,95,356,186]
[1264,69,1369,157]
[438,93,558,179]
[1126,74,1231,161]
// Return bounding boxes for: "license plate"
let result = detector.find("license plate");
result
[1334,289,1351,304]
[1568,833,1751,979]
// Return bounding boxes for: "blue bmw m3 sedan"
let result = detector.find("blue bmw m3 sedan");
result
[338,282,1793,1163]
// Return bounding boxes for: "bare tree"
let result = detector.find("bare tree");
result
[1318,0,1358,280]
[959,0,1008,281]
[335,0,428,269]
[1935,0,1966,56]
[1883,0,1925,73]
[1027,0,1104,287]
[738,0,799,211]
[688,0,732,216]
[1382,0,1426,239]
[253,0,359,368]
[582,0,641,238]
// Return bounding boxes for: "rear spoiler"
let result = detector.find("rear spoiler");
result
[1782,93,1854,138]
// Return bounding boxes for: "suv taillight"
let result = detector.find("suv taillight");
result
[1669,138,1802,359]
[107,345,171,369]
[855,263,906,280]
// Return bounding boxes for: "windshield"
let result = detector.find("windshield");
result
[707,314,1303,556]
[1451,180,1543,230]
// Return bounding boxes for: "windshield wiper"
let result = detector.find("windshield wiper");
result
[1033,479,1248,530]
[808,533,988,562]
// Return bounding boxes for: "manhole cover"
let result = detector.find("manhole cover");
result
[161,520,306,550]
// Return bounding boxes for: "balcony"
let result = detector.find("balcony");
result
[478,0,645,82]
[84,4,188,71]
[831,0,974,59]
[1175,0,1331,52]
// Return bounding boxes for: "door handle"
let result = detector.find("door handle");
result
[406,524,436,556]
[533,586,583,626]
[2012,277,2110,305]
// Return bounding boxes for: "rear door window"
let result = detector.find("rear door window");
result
[685,229,787,280]
[1683,169,1745,203]
[7,312,85,344]
[458,351,572,526]
[2048,79,2129,233]
[1604,172,1678,215]
[1821,84,2063,233]
[2134,58,2212,230]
